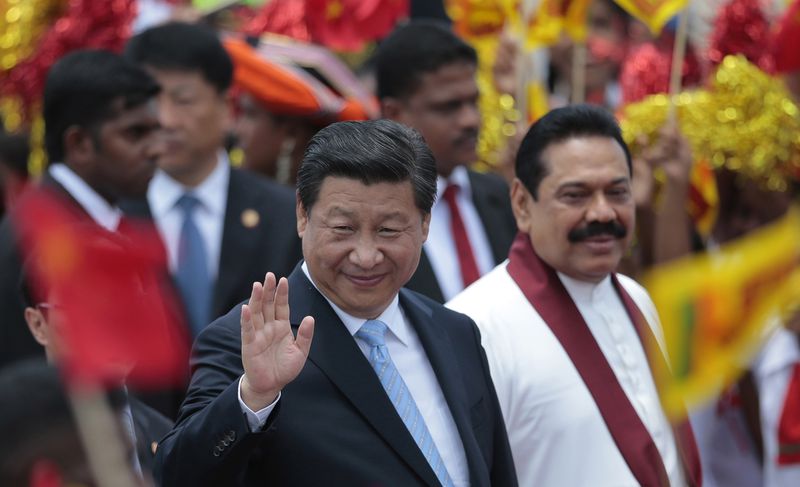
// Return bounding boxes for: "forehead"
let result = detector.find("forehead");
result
[146,68,216,93]
[540,136,629,185]
[314,176,418,214]
[101,98,159,129]
[407,62,478,102]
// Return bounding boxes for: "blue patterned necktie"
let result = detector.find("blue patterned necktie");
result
[174,193,212,336]
[356,319,455,486]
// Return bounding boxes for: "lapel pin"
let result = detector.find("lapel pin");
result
[241,209,260,228]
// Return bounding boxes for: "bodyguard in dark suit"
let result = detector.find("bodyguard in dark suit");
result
[124,23,302,337]
[0,50,162,369]
[155,120,517,486]
[378,21,517,303]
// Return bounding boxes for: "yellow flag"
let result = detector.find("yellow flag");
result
[613,0,689,34]
[644,206,800,420]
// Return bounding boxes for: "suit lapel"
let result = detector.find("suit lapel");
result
[467,170,509,264]
[400,290,486,485]
[287,268,440,487]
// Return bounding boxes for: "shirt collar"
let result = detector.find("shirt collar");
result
[755,325,800,376]
[48,163,122,231]
[300,262,409,346]
[436,165,472,202]
[558,271,614,305]
[148,150,230,217]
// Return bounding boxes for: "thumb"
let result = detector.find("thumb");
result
[295,316,315,356]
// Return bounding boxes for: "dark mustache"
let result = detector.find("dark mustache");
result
[567,221,627,243]
[454,128,478,146]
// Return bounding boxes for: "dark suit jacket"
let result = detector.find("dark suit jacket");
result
[123,168,302,323]
[129,395,174,474]
[405,170,516,303]
[0,175,81,368]
[154,265,517,487]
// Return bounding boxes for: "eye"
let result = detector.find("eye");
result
[378,227,401,237]
[332,225,354,235]
[607,187,630,200]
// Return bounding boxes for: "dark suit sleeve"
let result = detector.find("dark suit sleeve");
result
[470,319,518,486]
[153,308,274,486]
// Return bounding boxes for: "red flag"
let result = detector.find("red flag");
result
[13,188,189,389]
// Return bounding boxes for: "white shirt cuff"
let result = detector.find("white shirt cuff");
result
[237,375,280,431]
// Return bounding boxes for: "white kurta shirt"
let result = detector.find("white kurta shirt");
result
[447,261,684,487]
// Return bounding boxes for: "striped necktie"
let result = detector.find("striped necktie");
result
[356,319,454,486]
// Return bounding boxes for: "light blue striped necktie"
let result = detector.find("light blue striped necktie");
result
[174,193,212,336]
[356,319,455,487]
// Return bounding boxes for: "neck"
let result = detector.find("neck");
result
[170,152,219,188]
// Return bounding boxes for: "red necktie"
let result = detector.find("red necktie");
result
[778,362,800,465]
[442,184,480,288]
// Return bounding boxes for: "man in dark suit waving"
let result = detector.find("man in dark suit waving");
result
[154,120,517,487]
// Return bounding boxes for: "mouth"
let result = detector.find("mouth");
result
[579,235,618,253]
[344,273,386,287]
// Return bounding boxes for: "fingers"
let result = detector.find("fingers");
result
[262,272,277,323]
[275,277,290,322]
[295,316,315,357]
[241,282,260,343]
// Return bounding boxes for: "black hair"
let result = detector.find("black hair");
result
[516,104,632,199]
[43,49,160,163]
[297,119,437,213]
[0,132,29,177]
[125,22,233,93]
[375,20,477,100]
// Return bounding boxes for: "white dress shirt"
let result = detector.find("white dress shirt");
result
[448,262,684,486]
[238,262,469,486]
[757,327,800,486]
[691,325,800,487]
[48,163,122,231]
[425,166,495,301]
[147,151,230,278]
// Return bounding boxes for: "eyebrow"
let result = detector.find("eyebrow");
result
[557,177,629,191]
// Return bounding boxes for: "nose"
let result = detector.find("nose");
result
[349,235,384,269]
[157,97,181,129]
[586,193,616,223]
[458,100,481,131]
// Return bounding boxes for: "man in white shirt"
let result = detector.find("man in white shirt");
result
[448,104,701,486]
[153,119,517,486]
[124,23,301,337]
[0,50,162,369]
[376,21,517,303]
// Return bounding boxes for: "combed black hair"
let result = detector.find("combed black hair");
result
[297,119,437,213]
[375,20,477,100]
[125,22,233,93]
[516,104,632,199]
[43,49,160,162]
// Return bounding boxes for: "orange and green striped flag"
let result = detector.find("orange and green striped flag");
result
[613,0,689,34]
[644,206,800,420]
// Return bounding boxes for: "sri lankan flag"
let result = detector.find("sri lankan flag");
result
[523,0,593,47]
[644,206,800,420]
[613,0,688,34]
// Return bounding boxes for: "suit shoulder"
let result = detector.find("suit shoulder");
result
[229,168,296,204]
[467,169,510,193]
[401,288,475,327]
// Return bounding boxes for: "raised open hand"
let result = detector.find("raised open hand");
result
[240,273,314,411]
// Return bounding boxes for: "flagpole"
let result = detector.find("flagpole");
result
[667,8,689,120]
[571,40,587,104]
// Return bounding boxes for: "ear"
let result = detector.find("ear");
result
[63,126,95,167]
[221,89,236,133]
[510,178,535,234]
[421,211,431,242]
[24,307,49,348]
[296,191,308,238]
[380,97,404,122]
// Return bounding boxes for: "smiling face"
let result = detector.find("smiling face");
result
[383,61,480,177]
[297,176,430,319]
[512,136,635,282]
